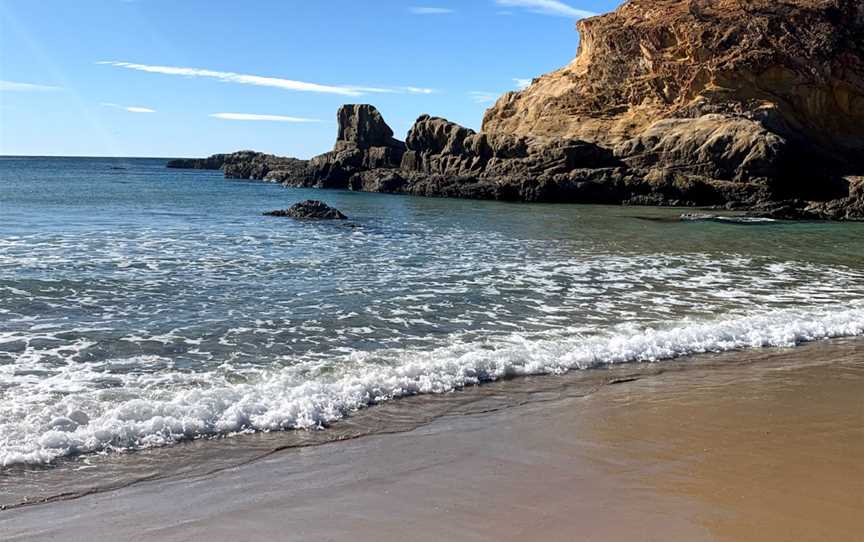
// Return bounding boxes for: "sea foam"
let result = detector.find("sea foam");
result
[2,305,862,467]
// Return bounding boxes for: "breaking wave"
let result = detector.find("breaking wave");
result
[3,305,862,467]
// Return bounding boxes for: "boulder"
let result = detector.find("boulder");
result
[264,200,347,220]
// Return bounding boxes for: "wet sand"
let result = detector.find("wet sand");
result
[2,339,863,541]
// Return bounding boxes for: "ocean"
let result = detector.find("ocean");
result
[1,156,863,497]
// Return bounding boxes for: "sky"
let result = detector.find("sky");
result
[0,0,621,158]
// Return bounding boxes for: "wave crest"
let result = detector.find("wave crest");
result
[2,305,862,467]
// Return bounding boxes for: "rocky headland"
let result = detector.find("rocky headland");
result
[168,0,864,220]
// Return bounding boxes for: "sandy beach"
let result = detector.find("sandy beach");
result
[3,338,862,542]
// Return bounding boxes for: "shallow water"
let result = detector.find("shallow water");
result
[1,156,863,470]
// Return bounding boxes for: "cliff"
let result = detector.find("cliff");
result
[483,0,863,169]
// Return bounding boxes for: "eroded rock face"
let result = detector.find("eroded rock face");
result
[614,115,788,183]
[263,200,347,220]
[401,115,618,180]
[482,0,864,174]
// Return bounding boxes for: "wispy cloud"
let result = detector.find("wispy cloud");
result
[99,61,434,96]
[343,85,437,95]
[410,6,454,14]
[514,78,532,89]
[469,91,499,104]
[101,102,156,113]
[0,80,62,92]
[399,86,436,95]
[494,0,597,18]
[210,113,323,123]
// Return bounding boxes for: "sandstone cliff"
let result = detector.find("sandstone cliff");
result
[483,0,863,170]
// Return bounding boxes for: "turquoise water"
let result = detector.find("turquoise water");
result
[1,156,863,466]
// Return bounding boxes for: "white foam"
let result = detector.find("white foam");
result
[1,305,862,467]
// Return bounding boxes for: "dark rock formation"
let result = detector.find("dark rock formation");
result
[222,152,308,181]
[748,177,864,220]
[167,151,309,181]
[303,105,407,188]
[263,200,347,220]
[335,104,404,151]
[167,155,229,170]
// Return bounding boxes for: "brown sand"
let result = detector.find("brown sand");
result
[1,339,862,541]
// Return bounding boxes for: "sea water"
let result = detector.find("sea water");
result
[1,156,863,468]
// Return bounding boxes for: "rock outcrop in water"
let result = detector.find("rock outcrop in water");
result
[168,0,864,220]
[263,200,347,220]
[167,151,309,181]
[167,155,228,170]
[303,104,407,189]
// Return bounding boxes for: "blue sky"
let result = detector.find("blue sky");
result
[0,0,620,158]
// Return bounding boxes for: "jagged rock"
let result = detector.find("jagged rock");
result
[298,105,407,188]
[335,104,405,151]
[263,200,347,220]
[401,115,619,181]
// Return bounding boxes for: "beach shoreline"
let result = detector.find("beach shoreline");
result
[3,337,862,541]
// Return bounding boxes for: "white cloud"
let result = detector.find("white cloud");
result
[0,80,62,92]
[210,113,323,123]
[100,61,361,96]
[410,6,454,14]
[514,78,532,89]
[400,86,437,94]
[99,61,434,97]
[469,91,498,104]
[342,85,437,95]
[101,102,156,113]
[494,0,597,18]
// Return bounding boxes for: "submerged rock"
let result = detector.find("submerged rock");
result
[680,213,719,222]
[264,200,347,220]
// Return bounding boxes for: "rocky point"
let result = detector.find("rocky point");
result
[168,0,864,220]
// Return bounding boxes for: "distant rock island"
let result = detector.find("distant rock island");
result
[168,0,863,220]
